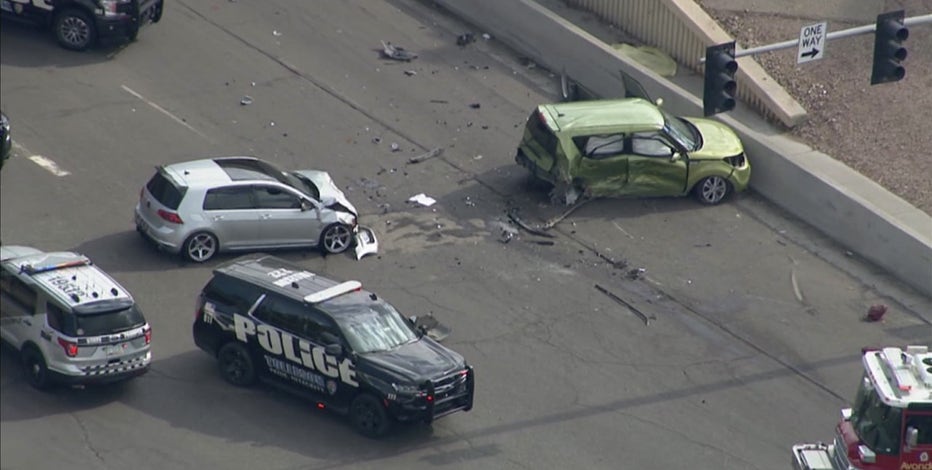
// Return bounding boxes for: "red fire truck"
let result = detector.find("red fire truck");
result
[792,345,932,470]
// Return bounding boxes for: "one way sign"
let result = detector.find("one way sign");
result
[798,21,827,63]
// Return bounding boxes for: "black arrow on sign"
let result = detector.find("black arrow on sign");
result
[801,48,820,59]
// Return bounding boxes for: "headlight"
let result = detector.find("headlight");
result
[724,153,746,168]
[392,383,424,396]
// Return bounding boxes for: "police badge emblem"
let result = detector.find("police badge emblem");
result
[326,380,338,395]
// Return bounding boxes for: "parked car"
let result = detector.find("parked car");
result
[1,111,10,168]
[515,97,750,205]
[193,254,475,437]
[0,0,163,51]
[134,156,378,263]
[0,246,152,389]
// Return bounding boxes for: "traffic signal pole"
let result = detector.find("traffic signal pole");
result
[726,13,930,59]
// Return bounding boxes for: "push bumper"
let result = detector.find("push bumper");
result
[95,0,163,41]
[389,367,475,423]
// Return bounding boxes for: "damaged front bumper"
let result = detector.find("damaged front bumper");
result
[354,225,379,260]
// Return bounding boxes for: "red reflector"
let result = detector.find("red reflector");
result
[144,327,152,344]
[316,403,325,409]
[57,337,78,357]
[157,209,183,224]
[426,395,434,402]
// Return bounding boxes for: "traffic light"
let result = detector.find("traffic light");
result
[703,42,738,116]
[871,10,908,85]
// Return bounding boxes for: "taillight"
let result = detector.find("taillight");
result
[194,295,205,320]
[144,327,152,345]
[57,337,79,357]
[157,209,183,224]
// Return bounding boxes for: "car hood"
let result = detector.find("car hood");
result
[684,118,744,160]
[359,336,465,383]
[293,170,358,215]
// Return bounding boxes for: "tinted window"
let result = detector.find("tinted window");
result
[0,270,37,316]
[631,132,674,158]
[203,186,255,211]
[47,302,65,331]
[202,275,263,313]
[65,305,146,337]
[146,171,187,210]
[253,294,307,335]
[907,414,932,446]
[253,185,301,209]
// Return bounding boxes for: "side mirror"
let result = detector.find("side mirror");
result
[671,152,682,162]
[324,343,343,357]
[300,199,314,211]
[906,426,919,449]
[655,98,664,107]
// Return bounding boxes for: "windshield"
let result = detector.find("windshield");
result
[850,373,902,454]
[332,301,417,354]
[660,108,699,151]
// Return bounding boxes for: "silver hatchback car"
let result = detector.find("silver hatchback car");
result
[134,157,377,263]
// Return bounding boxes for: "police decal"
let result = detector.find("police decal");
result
[233,313,359,388]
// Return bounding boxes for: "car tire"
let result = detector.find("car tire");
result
[319,224,352,255]
[183,232,218,263]
[349,393,391,438]
[22,346,52,390]
[693,176,732,205]
[151,2,163,23]
[54,8,96,51]
[217,342,255,387]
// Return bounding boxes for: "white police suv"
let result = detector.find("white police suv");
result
[193,254,475,437]
[0,246,152,389]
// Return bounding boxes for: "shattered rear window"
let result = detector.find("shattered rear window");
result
[527,111,560,157]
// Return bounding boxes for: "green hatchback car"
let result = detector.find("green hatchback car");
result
[515,98,750,205]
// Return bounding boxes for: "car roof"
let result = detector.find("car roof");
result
[0,247,133,307]
[540,98,665,134]
[161,156,285,189]
[214,254,374,309]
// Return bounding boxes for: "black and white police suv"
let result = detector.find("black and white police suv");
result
[193,254,475,437]
[0,246,152,389]
[0,0,163,51]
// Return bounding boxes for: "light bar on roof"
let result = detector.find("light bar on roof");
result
[304,281,362,304]
[22,259,90,275]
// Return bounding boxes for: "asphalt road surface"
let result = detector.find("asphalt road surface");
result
[1,1,930,469]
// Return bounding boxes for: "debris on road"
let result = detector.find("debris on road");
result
[407,193,437,207]
[408,147,444,164]
[456,32,476,46]
[390,142,400,152]
[469,103,481,109]
[430,99,449,104]
[381,40,418,61]
[273,30,282,37]
[371,137,381,144]
[595,250,628,270]
[404,70,417,76]
[240,95,253,106]
[412,314,451,342]
[627,267,646,280]
[507,209,555,238]
[490,219,519,244]
[865,304,887,322]
[482,33,491,40]
[595,284,654,325]
[541,197,594,230]
[526,240,555,246]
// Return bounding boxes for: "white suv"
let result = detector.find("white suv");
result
[0,246,152,389]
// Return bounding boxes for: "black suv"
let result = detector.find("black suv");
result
[193,254,475,437]
[1,0,163,51]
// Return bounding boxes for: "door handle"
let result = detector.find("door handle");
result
[261,214,272,220]
[212,215,225,221]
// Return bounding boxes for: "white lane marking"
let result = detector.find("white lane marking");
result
[28,155,71,177]
[13,142,71,177]
[121,85,210,140]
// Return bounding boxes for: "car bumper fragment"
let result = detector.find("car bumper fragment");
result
[354,225,378,260]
